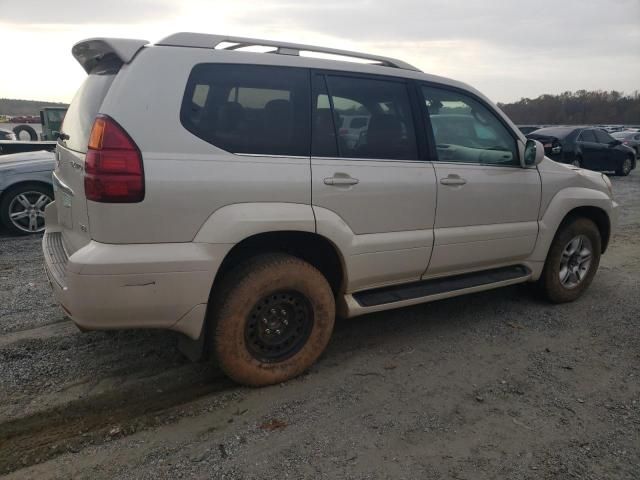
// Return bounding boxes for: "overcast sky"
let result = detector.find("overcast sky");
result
[1,0,638,104]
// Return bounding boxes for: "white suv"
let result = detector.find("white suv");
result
[43,33,618,386]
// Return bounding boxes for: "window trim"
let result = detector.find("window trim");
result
[310,68,425,162]
[417,81,524,168]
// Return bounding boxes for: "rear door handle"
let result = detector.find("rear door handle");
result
[440,175,467,186]
[324,176,359,186]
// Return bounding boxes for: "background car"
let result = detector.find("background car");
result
[0,150,55,234]
[0,128,16,141]
[527,126,636,175]
[611,130,640,157]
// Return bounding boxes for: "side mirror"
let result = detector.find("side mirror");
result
[524,139,544,166]
[609,139,621,147]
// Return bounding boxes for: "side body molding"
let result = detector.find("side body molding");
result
[193,203,316,244]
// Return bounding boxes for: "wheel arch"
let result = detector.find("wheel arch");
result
[559,206,611,253]
[210,230,347,299]
[531,187,614,264]
[0,179,54,202]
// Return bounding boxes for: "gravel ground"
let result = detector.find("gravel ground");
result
[0,171,638,479]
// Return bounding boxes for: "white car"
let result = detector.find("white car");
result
[43,33,618,386]
[0,150,54,234]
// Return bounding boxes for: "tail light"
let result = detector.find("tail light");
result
[85,115,144,203]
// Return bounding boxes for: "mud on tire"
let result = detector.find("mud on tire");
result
[539,217,601,303]
[210,253,335,386]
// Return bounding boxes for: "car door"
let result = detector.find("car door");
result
[310,73,437,292]
[578,129,606,170]
[594,128,629,171]
[419,84,541,277]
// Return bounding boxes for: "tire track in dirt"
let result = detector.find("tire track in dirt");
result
[0,368,235,475]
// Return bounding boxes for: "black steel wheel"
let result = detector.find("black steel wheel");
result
[245,290,314,362]
[211,253,335,386]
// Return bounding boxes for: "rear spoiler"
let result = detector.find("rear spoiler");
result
[72,38,149,73]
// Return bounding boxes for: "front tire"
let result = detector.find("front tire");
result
[210,253,335,386]
[539,218,601,303]
[615,156,633,176]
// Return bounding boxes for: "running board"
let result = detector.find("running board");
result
[353,265,532,307]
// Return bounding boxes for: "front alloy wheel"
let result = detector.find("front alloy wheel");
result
[539,217,601,303]
[617,157,633,176]
[558,235,593,289]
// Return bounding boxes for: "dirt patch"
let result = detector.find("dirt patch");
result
[0,368,233,474]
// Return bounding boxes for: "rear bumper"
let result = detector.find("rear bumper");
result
[43,202,232,339]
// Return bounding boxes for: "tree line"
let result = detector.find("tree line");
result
[498,90,640,125]
[0,98,69,117]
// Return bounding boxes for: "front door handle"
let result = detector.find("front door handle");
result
[440,175,467,186]
[324,176,359,186]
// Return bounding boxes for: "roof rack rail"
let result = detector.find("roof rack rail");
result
[156,32,421,72]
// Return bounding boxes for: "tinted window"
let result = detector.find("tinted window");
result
[422,86,518,165]
[579,130,596,142]
[311,75,338,157]
[181,64,310,156]
[594,129,614,144]
[61,72,116,153]
[312,75,418,160]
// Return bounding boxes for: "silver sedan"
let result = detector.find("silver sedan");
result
[0,150,55,234]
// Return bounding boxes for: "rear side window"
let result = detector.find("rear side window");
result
[594,129,614,144]
[181,64,310,156]
[579,130,596,142]
[61,72,116,153]
[312,74,418,160]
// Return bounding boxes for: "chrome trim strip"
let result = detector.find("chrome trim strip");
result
[234,153,311,159]
[311,156,428,164]
[52,171,74,196]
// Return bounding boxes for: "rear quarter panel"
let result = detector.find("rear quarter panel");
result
[94,46,312,244]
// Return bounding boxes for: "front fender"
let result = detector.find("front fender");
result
[530,187,616,263]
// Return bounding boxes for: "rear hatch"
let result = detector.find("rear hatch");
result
[53,38,147,254]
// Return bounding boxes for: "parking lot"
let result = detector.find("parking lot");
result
[0,172,638,479]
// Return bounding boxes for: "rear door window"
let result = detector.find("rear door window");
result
[594,129,614,144]
[181,64,310,156]
[579,130,596,142]
[312,74,418,160]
